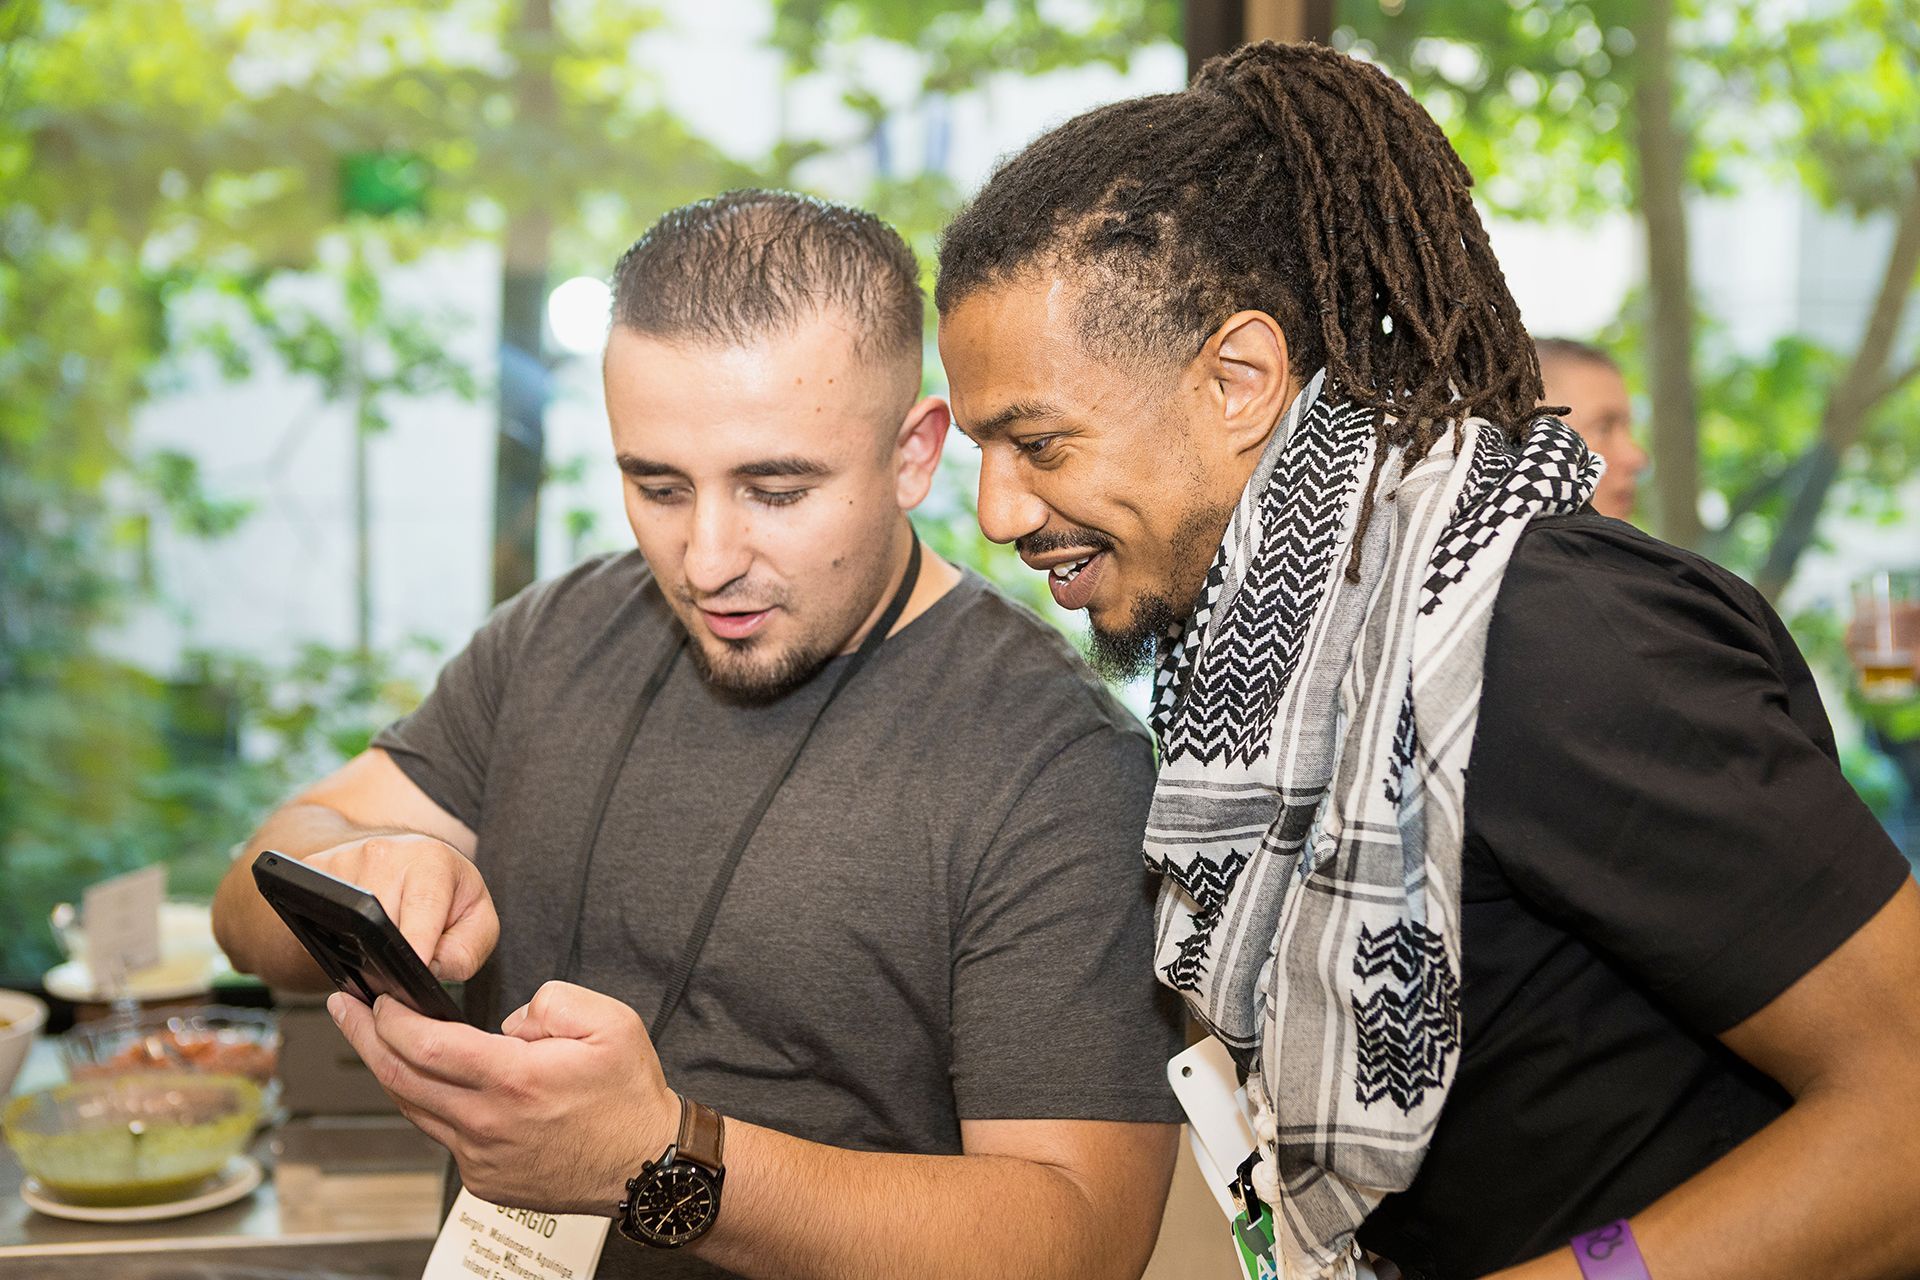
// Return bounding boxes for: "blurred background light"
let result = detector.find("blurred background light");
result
[546,277,612,357]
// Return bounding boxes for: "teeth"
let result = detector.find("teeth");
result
[1050,556,1093,581]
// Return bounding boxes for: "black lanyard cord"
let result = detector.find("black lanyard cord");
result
[557,636,683,988]
[557,534,925,1043]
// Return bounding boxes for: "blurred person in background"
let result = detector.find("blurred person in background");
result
[1535,336,1648,522]
[214,190,1181,1280]
[936,40,1920,1280]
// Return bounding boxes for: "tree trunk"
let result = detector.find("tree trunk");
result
[1754,158,1920,601]
[490,0,555,606]
[352,331,372,657]
[1184,0,1335,79]
[1631,0,1704,549]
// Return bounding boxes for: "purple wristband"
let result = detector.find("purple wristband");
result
[1570,1220,1651,1280]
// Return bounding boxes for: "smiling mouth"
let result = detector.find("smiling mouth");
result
[1050,557,1095,584]
[1044,550,1108,611]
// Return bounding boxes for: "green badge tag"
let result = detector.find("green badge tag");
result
[1231,1204,1278,1280]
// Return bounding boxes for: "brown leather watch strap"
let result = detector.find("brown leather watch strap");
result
[675,1094,725,1174]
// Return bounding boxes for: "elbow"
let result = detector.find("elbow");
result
[1047,1162,1175,1280]
[209,868,257,976]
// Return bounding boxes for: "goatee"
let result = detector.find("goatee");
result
[685,635,834,706]
[1082,498,1232,683]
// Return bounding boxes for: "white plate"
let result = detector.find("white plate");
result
[20,1153,263,1223]
[44,901,232,1003]
[41,955,232,1004]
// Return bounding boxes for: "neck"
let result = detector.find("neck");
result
[837,519,961,655]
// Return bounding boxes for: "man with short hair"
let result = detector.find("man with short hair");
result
[1536,337,1647,521]
[214,190,1182,1280]
[934,42,1920,1280]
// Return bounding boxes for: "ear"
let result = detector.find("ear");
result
[893,395,951,511]
[1201,310,1295,459]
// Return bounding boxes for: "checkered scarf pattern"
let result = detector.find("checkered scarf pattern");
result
[1145,371,1601,1278]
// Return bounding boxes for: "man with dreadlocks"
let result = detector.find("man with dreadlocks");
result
[937,40,1920,1280]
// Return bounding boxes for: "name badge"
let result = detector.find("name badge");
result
[422,1187,608,1280]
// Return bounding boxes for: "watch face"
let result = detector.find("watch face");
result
[627,1161,720,1247]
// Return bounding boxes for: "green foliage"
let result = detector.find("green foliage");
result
[196,245,483,431]
[0,641,433,977]
[0,0,752,980]
[1726,0,1920,214]
[142,451,257,538]
[1343,0,1919,821]
[1345,0,1920,550]
[772,0,1177,89]
[1339,1,1647,220]
[1693,334,1920,571]
[0,0,1177,980]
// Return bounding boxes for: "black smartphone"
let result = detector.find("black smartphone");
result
[252,850,468,1022]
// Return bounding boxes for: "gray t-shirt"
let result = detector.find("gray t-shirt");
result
[373,552,1182,1277]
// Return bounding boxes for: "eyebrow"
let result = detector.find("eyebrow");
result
[957,400,1065,442]
[616,453,832,480]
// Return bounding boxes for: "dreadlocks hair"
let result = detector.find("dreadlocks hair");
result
[937,41,1547,468]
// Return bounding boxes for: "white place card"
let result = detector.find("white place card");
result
[82,864,164,992]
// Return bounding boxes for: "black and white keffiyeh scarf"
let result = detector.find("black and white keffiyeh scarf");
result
[1144,369,1601,1278]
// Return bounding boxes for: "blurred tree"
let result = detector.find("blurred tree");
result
[1341,0,1920,600]
[0,0,1191,975]
[0,0,750,976]
[188,246,481,655]
[492,0,556,607]
[768,0,1178,246]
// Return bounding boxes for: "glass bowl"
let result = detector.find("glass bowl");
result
[60,1005,279,1087]
[3,1072,262,1206]
[0,989,50,1097]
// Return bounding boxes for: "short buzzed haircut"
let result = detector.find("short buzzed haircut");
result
[611,190,923,361]
[1534,336,1620,374]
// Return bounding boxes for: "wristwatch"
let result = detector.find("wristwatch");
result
[616,1093,726,1249]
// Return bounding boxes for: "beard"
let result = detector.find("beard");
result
[1082,497,1232,683]
[684,631,836,706]
[674,534,901,706]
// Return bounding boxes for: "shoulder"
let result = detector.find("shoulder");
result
[1490,513,1784,673]
[518,549,662,618]
[929,571,1148,740]
[490,550,671,649]
[888,571,1154,789]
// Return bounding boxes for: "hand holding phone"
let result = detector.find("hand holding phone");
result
[302,834,498,983]
[252,842,495,1022]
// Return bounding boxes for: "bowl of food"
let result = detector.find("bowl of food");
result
[3,1072,262,1206]
[60,1006,279,1087]
[0,989,50,1096]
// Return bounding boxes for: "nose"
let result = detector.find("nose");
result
[1620,432,1650,477]
[682,494,753,596]
[974,448,1050,546]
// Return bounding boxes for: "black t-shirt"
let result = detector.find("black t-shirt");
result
[1358,514,1910,1280]
[374,555,1184,1279]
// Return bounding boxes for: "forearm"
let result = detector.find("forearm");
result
[211,803,408,989]
[1491,1089,1920,1280]
[684,1120,1135,1280]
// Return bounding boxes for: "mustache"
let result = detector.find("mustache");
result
[678,581,788,612]
[1015,528,1115,558]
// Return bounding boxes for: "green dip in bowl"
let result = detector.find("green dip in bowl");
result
[4,1071,261,1206]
